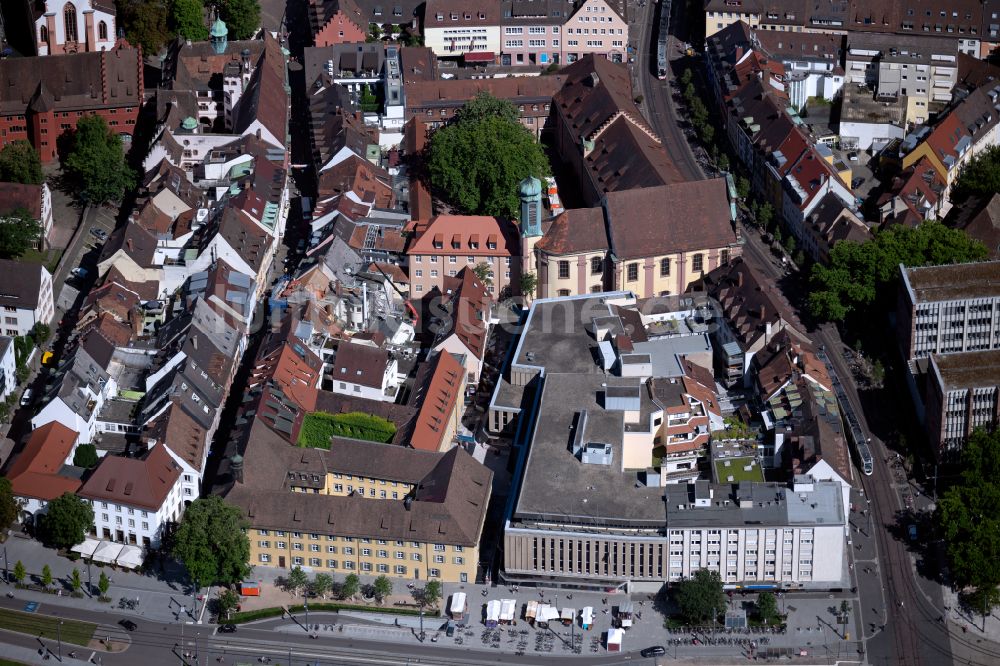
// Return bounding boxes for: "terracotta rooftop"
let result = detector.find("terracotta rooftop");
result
[409,351,465,451]
[0,182,42,219]
[6,422,81,501]
[78,444,181,512]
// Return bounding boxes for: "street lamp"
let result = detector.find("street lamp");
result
[304,598,309,634]
[57,620,63,661]
[2,546,7,584]
[418,607,425,642]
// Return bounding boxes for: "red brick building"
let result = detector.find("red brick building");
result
[0,40,142,163]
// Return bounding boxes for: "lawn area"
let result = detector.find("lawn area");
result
[0,608,96,646]
[714,456,764,483]
[298,411,397,448]
[19,247,64,273]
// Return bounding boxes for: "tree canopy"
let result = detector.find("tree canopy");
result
[0,141,43,185]
[219,0,261,40]
[64,115,136,205]
[173,496,251,589]
[427,93,549,219]
[169,0,208,42]
[72,443,99,469]
[674,568,726,625]
[807,221,987,322]
[117,0,171,55]
[0,207,41,259]
[936,427,1000,619]
[0,477,18,532]
[40,492,95,550]
[951,145,1000,207]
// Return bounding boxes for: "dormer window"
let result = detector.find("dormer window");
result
[450,12,458,20]
[435,12,443,20]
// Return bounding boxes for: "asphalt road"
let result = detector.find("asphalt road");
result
[0,597,652,666]
[632,0,702,182]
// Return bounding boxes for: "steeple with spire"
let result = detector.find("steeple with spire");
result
[210,13,229,55]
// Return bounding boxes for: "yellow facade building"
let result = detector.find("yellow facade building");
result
[226,419,492,584]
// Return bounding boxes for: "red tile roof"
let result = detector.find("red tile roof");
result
[6,422,81,501]
[78,445,181,512]
[534,206,608,255]
[407,215,519,258]
[409,351,465,451]
[0,182,42,219]
[251,321,323,411]
[437,268,490,361]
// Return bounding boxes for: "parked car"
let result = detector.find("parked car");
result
[908,524,918,541]
[89,227,108,241]
[19,388,32,407]
[119,619,138,631]
[851,177,866,189]
[70,267,89,279]
[641,646,666,657]
[218,624,237,633]
[848,152,859,162]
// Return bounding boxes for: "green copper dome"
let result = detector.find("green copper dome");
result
[519,176,542,198]
[181,116,198,130]
[210,18,229,38]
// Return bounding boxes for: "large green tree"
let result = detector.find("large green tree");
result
[72,443,99,469]
[64,115,135,205]
[173,496,251,589]
[117,0,172,56]
[0,478,18,531]
[808,221,987,322]
[169,0,208,42]
[0,141,43,185]
[950,145,1000,207]
[427,93,549,219]
[219,0,261,40]
[0,207,41,259]
[674,568,726,625]
[39,493,95,550]
[936,428,1000,622]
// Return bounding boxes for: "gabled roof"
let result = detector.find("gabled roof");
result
[6,422,81,501]
[215,206,274,273]
[78,444,181,512]
[435,268,490,361]
[332,343,390,389]
[251,319,323,411]
[98,222,158,269]
[406,215,519,257]
[0,259,44,311]
[233,34,289,147]
[951,193,1000,259]
[603,179,737,260]
[317,154,395,209]
[409,351,465,451]
[144,401,209,472]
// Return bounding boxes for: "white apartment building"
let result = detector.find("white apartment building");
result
[0,336,14,403]
[328,342,400,402]
[79,444,184,549]
[0,260,54,337]
[424,0,501,58]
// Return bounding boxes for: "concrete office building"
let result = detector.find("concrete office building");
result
[926,349,1000,457]
[898,261,1000,360]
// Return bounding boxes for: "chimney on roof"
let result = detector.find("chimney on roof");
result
[126,237,133,252]
[404,495,413,511]
[737,269,744,288]
[588,72,600,88]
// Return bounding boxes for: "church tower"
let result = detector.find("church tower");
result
[210,16,228,55]
[518,176,543,300]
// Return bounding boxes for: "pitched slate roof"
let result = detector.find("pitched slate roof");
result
[0,259,43,310]
[332,343,390,389]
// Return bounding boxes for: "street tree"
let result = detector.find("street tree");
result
[312,573,333,600]
[950,145,1000,207]
[0,477,18,531]
[98,571,110,599]
[427,93,549,219]
[421,580,442,608]
[72,444,99,469]
[368,22,382,41]
[116,0,171,56]
[169,0,208,41]
[736,176,750,199]
[808,221,987,323]
[219,0,261,40]
[674,569,726,625]
[64,115,135,205]
[519,271,538,298]
[936,427,1000,624]
[286,566,309,597]
[373,575,392,603]
[757,591,779,624]
[41,564,52,589]
[70,568,82,595]
[40,492,94,550]
[217,589,240,619]
[172,496,251,590]
[472,262,493,286]
[0,141,43,185]
[13,560,25,585]
[0,207,41,259]
[340,573,360,600]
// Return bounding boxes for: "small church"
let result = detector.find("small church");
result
[30,0,117,55]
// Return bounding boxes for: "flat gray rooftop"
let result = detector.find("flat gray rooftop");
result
[632,334,713,377]
[664,481,844,529]
[513,373,666,527]
[511,294,631,376]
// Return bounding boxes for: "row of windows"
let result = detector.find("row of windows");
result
[255,529,464,551]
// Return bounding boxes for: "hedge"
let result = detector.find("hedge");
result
[297,411,397,448]
[228,601,424,624]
